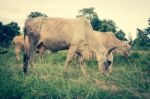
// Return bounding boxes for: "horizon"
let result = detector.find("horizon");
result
[0,0,150,39]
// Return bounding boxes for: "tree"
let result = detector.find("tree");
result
[0,22,20,47]
[133,25,150,49]
[148,18,150,25]
[77,7,98,20]
[133,29,145,47]
[115,29,127,41]
[143,27,150,46]
[27,11,48,19]
[0,22,4,46]
[91,17,101,31]
[100,19,117,33]
[77,7,102,31]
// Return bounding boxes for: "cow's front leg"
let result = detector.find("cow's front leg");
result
[15,48,20,61]
[95,52,105,75]
[78,56,87,76]
[64,45,77,72]
[98,62,105,75]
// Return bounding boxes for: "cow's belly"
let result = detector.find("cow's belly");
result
[44,40,69,51]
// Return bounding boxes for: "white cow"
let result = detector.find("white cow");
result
[23,17,116,75]
[75,31,132,74]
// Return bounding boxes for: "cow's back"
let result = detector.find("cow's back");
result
[94,31,115,49]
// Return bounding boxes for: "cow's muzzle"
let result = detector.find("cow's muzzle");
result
[124,52,131,59]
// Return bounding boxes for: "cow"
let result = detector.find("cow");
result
[23,17,117,75]
[94,31,132,59]
[74,31,132,75]
[12,35,27,61]
[12,35,45,61]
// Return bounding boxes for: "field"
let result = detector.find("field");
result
[0,49,150,99]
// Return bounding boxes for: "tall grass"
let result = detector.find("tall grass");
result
[0,50,149,99]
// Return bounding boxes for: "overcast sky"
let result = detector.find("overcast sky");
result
[0,0,150,39]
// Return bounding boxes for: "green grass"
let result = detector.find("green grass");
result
[0,50,149,99]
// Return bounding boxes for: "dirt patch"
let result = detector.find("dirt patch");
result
[95,80,120,92]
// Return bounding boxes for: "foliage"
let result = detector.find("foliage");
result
[27,11,48,19]
[132,18,150,49]
[100,19,117,33]
[115,29,127,41]
[0,50,149,99]
[91,17,101,31]
[148,18,150,25]
[0,22,20,47]
[77,7,98,20]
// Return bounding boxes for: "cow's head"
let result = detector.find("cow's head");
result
[97,46,116,74]
[116,34,132,59]
[122,43,131,59]
[97,46,117,75]
[104,46,117,70]
[122,34,132,59]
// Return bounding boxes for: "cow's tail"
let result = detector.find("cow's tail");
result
[23,28,29,73]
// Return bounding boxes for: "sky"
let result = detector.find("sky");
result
[0,0,150,39]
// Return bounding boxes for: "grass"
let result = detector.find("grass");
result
[0,49,149,99]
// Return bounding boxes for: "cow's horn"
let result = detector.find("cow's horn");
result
[126,33,132,45]
[108,46,117,54]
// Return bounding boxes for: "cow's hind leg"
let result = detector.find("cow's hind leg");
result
[15,48,20,61]
[23,36,36,73]
[28,43,36,69]
[64,45,77,72]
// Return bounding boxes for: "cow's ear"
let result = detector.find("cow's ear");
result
[37,42,44,49]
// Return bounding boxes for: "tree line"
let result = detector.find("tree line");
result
[0,8,149,49]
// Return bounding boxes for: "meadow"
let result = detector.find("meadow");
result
[0,49,149,99]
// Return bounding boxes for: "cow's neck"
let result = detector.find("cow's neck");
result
[113,37,124,46]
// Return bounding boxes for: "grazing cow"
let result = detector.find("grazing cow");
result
[93,31,132,59]
[12,35,27,61]
[12,35,44,61]
[23,17,116,74]
[75,31,132,74]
